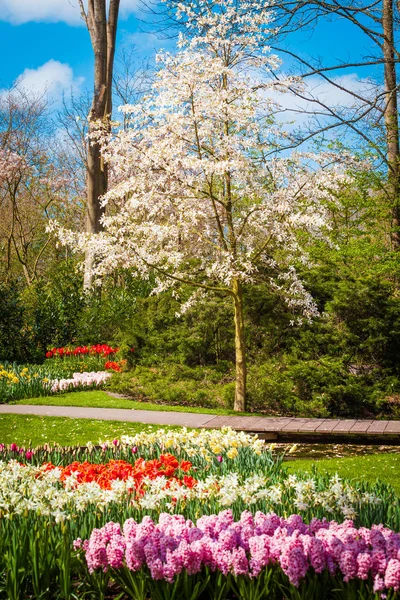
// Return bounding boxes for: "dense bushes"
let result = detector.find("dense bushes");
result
[2,249,400,417]
[105,272,400,417]
[0,282,29,364]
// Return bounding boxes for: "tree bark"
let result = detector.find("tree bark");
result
[83,0,120,289]
[232,278,247,412]
[382,0,400,248]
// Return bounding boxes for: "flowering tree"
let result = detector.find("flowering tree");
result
[0,90,72,285]
[55,0,355,411]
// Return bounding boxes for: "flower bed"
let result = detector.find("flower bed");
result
[0,429,399,599]
[78,511,400,598]
[0,361,112,401]
[0,342,127,402]
[45,344,128,374]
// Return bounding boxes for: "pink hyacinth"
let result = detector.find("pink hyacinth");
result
[77,509,400,594]
[384,559,400,591]
[357,552,373,580]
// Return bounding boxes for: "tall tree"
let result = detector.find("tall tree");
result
[265,0,400,248]
[382,0,400,247]
[79,0,120,288]
[55,0,356,411]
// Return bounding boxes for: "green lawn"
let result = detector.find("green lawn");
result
[0,414,178,447]
[287,453,400,493]
[13,389,258,416]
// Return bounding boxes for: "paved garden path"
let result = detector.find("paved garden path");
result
[1,404,400,439]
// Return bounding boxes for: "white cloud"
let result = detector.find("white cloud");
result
[0,0,140,26]
[10,60,84,105]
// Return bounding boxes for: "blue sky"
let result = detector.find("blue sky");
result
[0,1,163,102]
[0,0,379,110]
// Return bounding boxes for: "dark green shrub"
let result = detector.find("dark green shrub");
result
[22,261,83,356]
[0,282,31,363]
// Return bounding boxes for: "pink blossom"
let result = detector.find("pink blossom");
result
[357,552,372,580]
[384,559,400,591]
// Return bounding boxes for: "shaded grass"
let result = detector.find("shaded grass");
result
[287,453,400,493]
[0,414,179,447]
[13,389,257,416]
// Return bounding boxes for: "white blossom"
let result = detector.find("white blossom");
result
[52,0,360,324]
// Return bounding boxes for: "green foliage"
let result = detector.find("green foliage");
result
[23,261,83,356]
[3,166,400,417]
[0,282,29,364]
[246,357,379,417]
[123,292,235,366]
[76,274,151,346]
[108,363,235,409]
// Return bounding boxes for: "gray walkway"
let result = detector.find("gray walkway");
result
[1,404,400,439]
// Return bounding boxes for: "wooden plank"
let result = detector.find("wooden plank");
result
[315,420,342,432]
[350,421,374,433]
[366,421,389,434]
[201,416,233,428]
[332,420,357,433]
[258,418,295,432]
[199,414,400,437]
[202,416,274,430]
[228,417,268,430]
[293,419,327,432]
[280,419,314,432]
[383,421,400,434]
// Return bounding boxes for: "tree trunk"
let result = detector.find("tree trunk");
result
[84,0,120,289]
[382,0,400,248]
[232,279,247,412]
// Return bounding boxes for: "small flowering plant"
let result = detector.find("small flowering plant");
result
[0,429,395,526]
[0,361,112,402]
[0,361,55,401]
[104,360,127,372]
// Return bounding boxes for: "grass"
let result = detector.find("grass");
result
[13,389,258,416]
[2,409,400,495]
[287,453,400,493]
[0,414,179,447]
